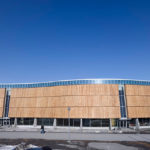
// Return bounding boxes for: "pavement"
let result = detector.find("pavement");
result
[0,128,150,150]
[0,125,141,133]
[0,131,150,142]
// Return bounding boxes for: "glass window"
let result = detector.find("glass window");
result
[76,80,80,84]
[120,108,124,117]
[71,80,73,84]
[0,119,2,125]
[56,119,80,127]
[64,81,67,85]
[44,119,49,125]
[83,80,87,84]
[106,80,109,84]
[75,80,78,85]
[109,80,112,84]
[139,118,150,126]
[120,96,125,106]
[83,119,110,127]
[37,118,54,126]
[10,118,15,125]
[17,118,23,125]
[57,119,63,126]
[102,119,109,127]
[17,118,34,125]
[37,118,42,125]
[112,80,116,84]
[122,107,126,118]
[64,119,69,126]
[94,80,98,84]
[83,119,90,127]
[119,85,126,118]
[59,81,61,85]
[129,119,136,126]
[73,119,80,127]
[91,119,101,127]
[81,80,84,84]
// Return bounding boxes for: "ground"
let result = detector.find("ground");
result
[0,127,150,149]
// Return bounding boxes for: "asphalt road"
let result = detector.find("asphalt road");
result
[0,131,150,142]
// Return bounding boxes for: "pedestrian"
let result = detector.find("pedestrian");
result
[41,125,45,134]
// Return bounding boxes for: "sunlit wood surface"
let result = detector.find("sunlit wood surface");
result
[0,89,5,117]
[9,84,121,118]
[125,85,150,118]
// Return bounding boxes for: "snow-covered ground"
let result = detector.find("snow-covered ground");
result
[0,145,16,150]
[0,144,41,150]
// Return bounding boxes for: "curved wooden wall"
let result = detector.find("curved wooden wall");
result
[0,89,5,117]
[9,84,120,118]
[125,85,150,118]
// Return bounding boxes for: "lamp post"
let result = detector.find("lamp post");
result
[67,107,71,142]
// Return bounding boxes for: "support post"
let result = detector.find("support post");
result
[109,119,112,130]
[53,119,56,129]
[14,118,17,127]
[136,118,140,130]
[80,119,82,129]
[33,118,37,127]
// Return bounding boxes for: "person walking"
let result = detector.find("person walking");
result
[41,125,45,134]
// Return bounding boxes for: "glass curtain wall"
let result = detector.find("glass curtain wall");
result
[82,119,110,127]
[17,118,34,125]
[139,118,150,126]
[128,119,136,127]
[119,85,127,118]
[37,118,54,126]
[10,118,15,125]
[56,119,80,127]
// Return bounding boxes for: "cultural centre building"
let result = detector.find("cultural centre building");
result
[0,79,150,129]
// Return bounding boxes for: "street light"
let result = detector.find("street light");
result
[67,106,71,142]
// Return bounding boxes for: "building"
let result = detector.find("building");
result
[0,79,150,129]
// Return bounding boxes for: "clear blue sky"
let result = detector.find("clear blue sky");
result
[0,0,150,83]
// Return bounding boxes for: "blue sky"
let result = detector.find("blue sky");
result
[0,0,150,83]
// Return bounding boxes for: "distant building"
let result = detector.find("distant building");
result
[0,79,150,128]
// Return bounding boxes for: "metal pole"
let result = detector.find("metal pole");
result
[67,107,71,142]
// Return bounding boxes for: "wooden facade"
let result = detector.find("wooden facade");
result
[125,85,150,118]
[0,83,148,119]
[0,89,5,117]
[9,84,121,118]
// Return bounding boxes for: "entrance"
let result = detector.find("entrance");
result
[117,120,128,128]
[0,118,10,126]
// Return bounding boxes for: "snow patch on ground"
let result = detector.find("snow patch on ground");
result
[0,145,16,150]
